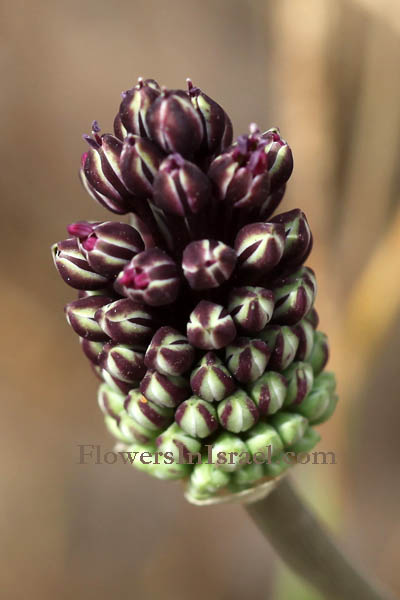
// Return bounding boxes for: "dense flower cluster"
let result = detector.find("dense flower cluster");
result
[52,78,337,500]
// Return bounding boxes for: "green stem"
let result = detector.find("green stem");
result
[245,477,398,600]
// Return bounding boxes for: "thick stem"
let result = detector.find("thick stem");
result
[245,478,398,600]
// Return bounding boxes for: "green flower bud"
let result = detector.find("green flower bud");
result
[187,301,236,350]
[190,352,236,403]
[311,393,338,425]
[156,422,201,462]
[245,421,284,459]
[217,389,259,433]
[264,455,292,478]
[247,371,288,416]
[188,462,231,500]
[145,326,195,376]
[314,371,336,393]
[225,337,271,383]
[228,286,274,334]
[105,414,155,445]
[125,389,174,432]
[293,318,315,361]
[140,369,190,407]
[232,462,264,489]
[309,331,330,375]
[211,432,249,472]
[175,397,218,438]
[258,325,299,371]
[151,461,191,481]
[288,427,321,454]
[97,383,126,420]
[296,385,331,422]
[282,361,314,407]
[65,295,113,341]
[304,307,319,329]
[271,412,308,447]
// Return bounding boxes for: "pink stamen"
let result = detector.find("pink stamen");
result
[120,267,150,290]
[67,221,95,238]
[82,235,98,252]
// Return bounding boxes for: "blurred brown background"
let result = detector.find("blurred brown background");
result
[1,0,400,598]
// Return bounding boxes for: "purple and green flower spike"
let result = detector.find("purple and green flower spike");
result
[52,77,337,500]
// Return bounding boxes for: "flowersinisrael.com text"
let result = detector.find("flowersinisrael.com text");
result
[77,444,336,466]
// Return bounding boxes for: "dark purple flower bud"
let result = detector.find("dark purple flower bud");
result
[292,318,315,361]
[119,78,161,137]
[259,325,299,371]
[52,238,110,290]
[270,209,312,268]
[304,307,319,329]
[225,337,271,383]
[124,389,174,432]
[78,288,116,299]
[234,222,285,279]
[95,298,156,348]
[228,286,274,333]
[248,371,288,416]
[80,338,104,365]
[67,220,146,278]
[153,154,211,216]
[65,296,113,341]
[259,184,286,221]
[187,79,233,155]
[113,113,128,141]
[260,128,293,192]
[97,383,126,420]
[81,122,135,214]
[114,248,180,306]
[140,369,190,408]
[190,352,236,403]
[217,389,259,433]
[175,396,218,438]
[309,331,329,375]
[144,326,195,376]
[146,89,203,157]
[99,341,146,384]
[187,301,236,350]
[272,267,316,325]
[208,124,271,212]
[282,361,314,406]
[182,239,236,290]
[119,134,165,200]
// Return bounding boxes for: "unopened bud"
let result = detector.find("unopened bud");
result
[187,300,236,350]
[182,239,236,290]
